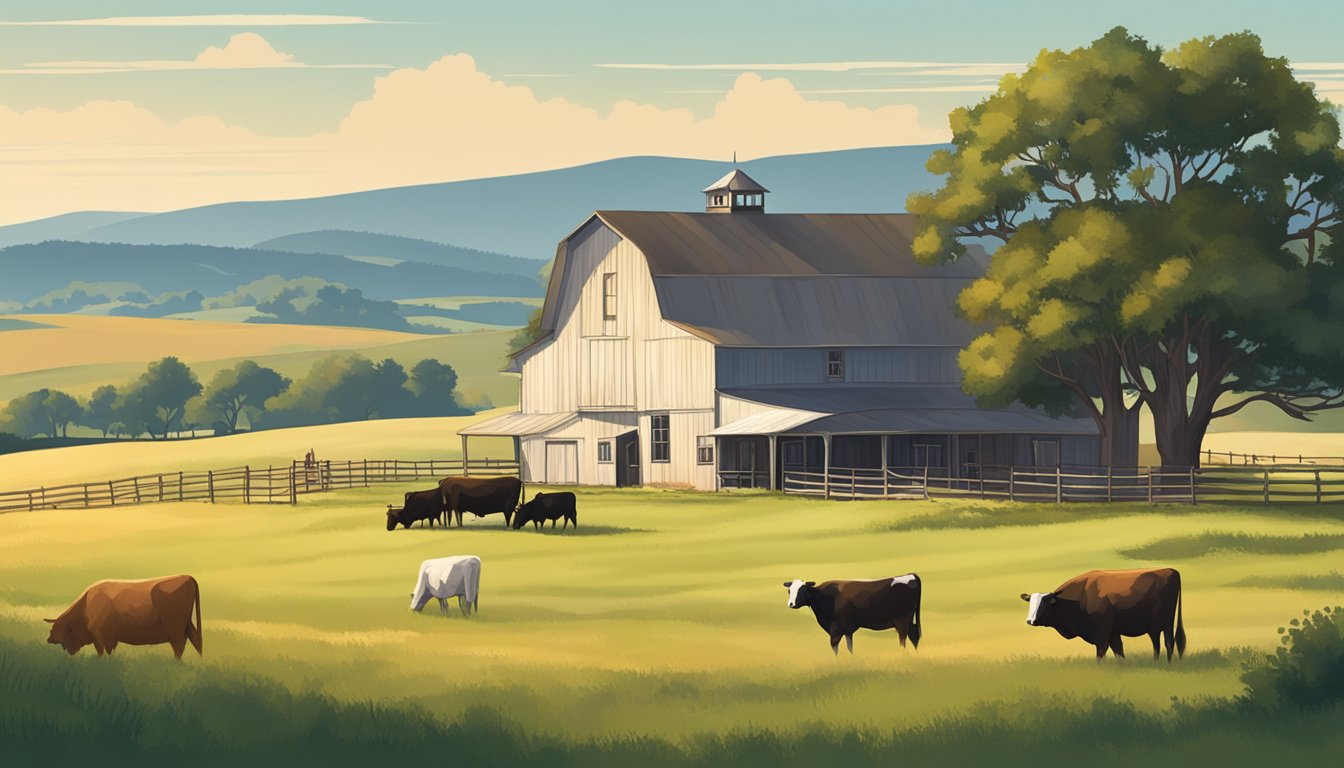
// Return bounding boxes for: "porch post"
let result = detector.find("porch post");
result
[512,436,523,481]
[768,435,777,491]
[461,434,470,476]
[822,433,832,500]
[881,434,889,498]
[714,436,722,491]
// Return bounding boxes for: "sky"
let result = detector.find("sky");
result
[1,0,1343,225]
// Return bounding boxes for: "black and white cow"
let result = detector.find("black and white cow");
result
[784,574,922,654]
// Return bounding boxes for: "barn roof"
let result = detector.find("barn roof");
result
[702,169,769,193]
[458,410,577,436]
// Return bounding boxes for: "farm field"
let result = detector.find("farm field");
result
[0,314,519,407]
[0,411,515,487]
[1,479,1342,760]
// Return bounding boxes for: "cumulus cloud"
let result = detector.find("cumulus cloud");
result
[0,54,950,224]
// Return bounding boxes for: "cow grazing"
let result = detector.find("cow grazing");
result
[45,574,202,659]
[385,487,447,531]
[410,556,481,615]
[511,491,577,531]
[1021,567,1186,661]
[783,574,922,655]
[438,476,522,527]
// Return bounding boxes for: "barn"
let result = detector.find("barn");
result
[460,170,1107,493]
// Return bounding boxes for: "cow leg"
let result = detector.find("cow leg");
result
[438,597,448,614]
[1149,631,1162,661]
[186,620,203,656]
[845,634,854,654]
[1109,634,1125,660]
[829,633,843,655]
[169,634,187,659]
[550,519,557,529]
[895,618,910,648]
[1163,627,1177,662]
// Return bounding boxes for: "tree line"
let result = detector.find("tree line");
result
[0,354,476,441]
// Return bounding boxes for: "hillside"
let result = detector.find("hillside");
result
[0,146,946,261]
[255,230,544,277]
[0,241,540,304]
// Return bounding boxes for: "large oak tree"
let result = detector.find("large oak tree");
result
[908,28,1344,466]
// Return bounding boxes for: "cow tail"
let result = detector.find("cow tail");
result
[193,578,204,656]
[1175,577,1186,658]
[910,574,922,649]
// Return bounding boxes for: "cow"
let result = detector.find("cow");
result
[1021,567,1186,661]
[511,491,577,531]
[438,476,522,528]
[410,556,481,616]
[783,574,922,655]
[45,574,202,659]
[385,487,448,531]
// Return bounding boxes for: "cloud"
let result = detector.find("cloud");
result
[596,60,1024,72]
[16,33,390,73]
[0,55,950,225]
[0,15,392,27]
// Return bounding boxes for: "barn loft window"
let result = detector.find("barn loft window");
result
[602,272,617,319]
[597,440,613,463]
[697,436,714,464]
[826,350,845,380]
[1033,439,1060,467]
[651,414,670,462]
[913,443,945,468]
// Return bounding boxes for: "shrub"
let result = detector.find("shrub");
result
[1240,605,1344,712]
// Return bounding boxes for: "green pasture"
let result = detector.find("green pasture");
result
[1,486,1343,757]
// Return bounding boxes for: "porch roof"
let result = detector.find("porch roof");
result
[457,411,578,437]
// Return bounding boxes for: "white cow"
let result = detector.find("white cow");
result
[409,556,481,615]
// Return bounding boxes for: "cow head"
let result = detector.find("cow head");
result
[44,617,85,655]
[784,580,816,609]
[386,505,400,532]
[511,494,542,529]
[1021,592,1057,627]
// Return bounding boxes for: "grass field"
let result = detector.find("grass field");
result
[1,481,1342,754]
[0,314,519,407]
[0,411,515,487]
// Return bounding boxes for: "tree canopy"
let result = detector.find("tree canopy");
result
[908,27,1344,466]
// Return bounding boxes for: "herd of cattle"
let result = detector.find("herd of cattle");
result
[385,476,577,532]
[42,474,1188,664]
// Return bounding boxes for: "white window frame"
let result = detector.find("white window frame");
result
[651,414,670,463]
[697,436,714,465]
[602,272,617,320]
[826,350,845,380]
[597,440,613,463]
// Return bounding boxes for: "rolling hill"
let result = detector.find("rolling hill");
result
[0,145,946,261]
[254,230,544,276]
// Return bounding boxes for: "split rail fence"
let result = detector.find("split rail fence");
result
[778,463,1344,504]
[0,457,519,514]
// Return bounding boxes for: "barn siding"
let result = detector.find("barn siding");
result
[640,410,716,490]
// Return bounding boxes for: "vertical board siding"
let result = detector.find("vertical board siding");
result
[641,410,717,490]
[643,337,715,410]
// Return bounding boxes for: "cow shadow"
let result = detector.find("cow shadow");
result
[510,524,649,537]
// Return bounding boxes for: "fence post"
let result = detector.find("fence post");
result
[208,471,215,503]
[363,459,369,487]
[1316,469,1322,504]
[244,466,251,504]
[1055,466,1062,504]
[1008,466,1015,502]
[158,474,164,502]
[1106,465,1112,503]
[178,472,184,502]
[1147,467,1153,504]
[289,464,297,506]
[83,484,89,508]
[923,465,930,501]
[27,490,33,512]
[1189,467,1196,505]
[1263,470,1270,505]
[108,481,115,507]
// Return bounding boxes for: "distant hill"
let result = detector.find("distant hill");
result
[254,230,543,276]
[0,241,540,304]
[0,211,147,249]
[0,146,946,261]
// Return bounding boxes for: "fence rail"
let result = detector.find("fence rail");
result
[767,463,1344,504]
[0,457,519,514]
[1203,448,1344,467]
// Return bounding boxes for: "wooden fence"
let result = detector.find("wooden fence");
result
[1202,448,1344,467]
[776,463,1344,504]
[0,458,519,514]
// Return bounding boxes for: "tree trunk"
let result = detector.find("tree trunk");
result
[1099,403,1141,467]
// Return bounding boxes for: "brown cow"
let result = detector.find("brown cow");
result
[1021,568,1185,661]
[784,574,922,655]
[438,476,522,527]
[45,574,202,659]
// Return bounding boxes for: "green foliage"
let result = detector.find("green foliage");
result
[408,359,471,416]
[198,361,290,434]
[508,306,545,356]
[0,388,82,438]
[1241,606,1344,711]
[117,356,202,439]
[22,281,147,312]
[909,27,1344,466]
[259,354,467,427]
[251,284,420,332]
[203,275,344,310]
[78,385,120,438]
[107,290,205,318]
[1120,531,1344,560]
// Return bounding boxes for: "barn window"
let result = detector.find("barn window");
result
[651,414,670,462]
[914,443,944,468]
[697,436,714,464]
[1033,439,1060,467]
[826,350,845,380]
[602,272,617,319]
[597,440,613,463]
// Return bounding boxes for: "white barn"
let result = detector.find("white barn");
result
[461,171,1101,492]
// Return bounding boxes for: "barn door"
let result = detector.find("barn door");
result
[615,431,640,487]
[545,441,579,485]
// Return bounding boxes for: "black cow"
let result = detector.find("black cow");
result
[1021,567,1186,661]
[784,575,922,655]
[439,476,522,527]
[385,488,447,531]
[511,492,577,531]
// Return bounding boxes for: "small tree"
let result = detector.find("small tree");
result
[80,385,120,438]
[408,359,471,416]
[200,361,290,434]
[1,390,53,438]
[42,391,81,438]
